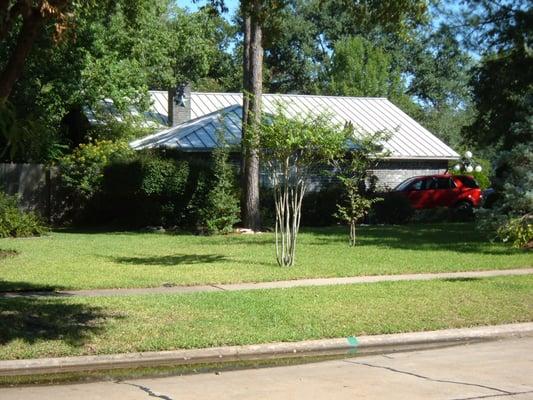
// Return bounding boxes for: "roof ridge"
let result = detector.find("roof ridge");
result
[187,91,388,100]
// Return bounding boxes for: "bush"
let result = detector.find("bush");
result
[0,192,48,238]
[301,185,343,227]
[102,155,192,227]
[57,140,133,221]
[371,192,414,224]
[477,144,532,248]
[496,214,532,248]
[198,139,240,235]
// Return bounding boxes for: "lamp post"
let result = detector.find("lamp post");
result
[453,151,483,174]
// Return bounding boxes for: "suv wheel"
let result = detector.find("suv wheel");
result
[454,200,474,221]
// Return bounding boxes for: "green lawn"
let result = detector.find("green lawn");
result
[1,275,531,360]
[0,223,531,291]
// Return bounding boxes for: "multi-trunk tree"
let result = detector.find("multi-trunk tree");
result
[260,108,348,266]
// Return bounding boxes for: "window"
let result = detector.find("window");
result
[395,177,417,191]
[435,177,455,189]
[409,179,425,191]
[457,176,479,188]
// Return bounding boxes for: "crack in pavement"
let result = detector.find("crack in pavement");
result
[343,360,513,395]
[115,381,174,400]
[451,390,533,399]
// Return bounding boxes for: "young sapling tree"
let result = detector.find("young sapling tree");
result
[331,127,390,246]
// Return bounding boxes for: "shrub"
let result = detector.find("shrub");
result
[496,214,532,248]
[198,137,240,235]
[371,192,414,224]
[0,192,48,238]
[57,140,133,217]
[102,155,191,227]
[300,185,343,227]
[477,144,532,248]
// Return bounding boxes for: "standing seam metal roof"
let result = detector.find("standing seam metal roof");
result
[128,92,459,160]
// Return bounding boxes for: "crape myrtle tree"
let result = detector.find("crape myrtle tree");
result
[260,107,348,267]
[330,128,390,246]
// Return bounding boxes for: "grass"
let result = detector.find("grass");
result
[0,275,531,360]
[0,223,531,290]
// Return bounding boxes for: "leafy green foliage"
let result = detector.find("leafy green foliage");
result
[477,145,533,248]
[199,134,240,235]
[262,0,428,96]
[328,36,400,98]
[260,107,349,266]
[0,99,64,162]
[458,2,532,247]
[496,214,532,248]
[0,192,48,238]
[57,140,133,207]
[1,1,238,160]
[331,129,389,245]
[467,51,532,152]
[101,155,193,227]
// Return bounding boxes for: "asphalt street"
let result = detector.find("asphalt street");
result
[1,336,532,399]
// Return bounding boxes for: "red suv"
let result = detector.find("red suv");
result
[394,174,482,210]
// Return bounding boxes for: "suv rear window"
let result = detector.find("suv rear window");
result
[457,176,479,188]
[436,177,455,189]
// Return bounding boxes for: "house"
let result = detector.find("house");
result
[97,86,460,189]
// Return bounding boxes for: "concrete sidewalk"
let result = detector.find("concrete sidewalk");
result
[1,267,532,298]
[2,335,533,399]
[1,323,532,377]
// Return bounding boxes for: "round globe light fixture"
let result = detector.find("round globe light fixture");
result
[464,151,473,159]
[454,164,461,171]
[474,165,482,172]
[466,165,474,173]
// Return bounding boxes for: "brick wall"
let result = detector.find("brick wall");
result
[370,159,449,190]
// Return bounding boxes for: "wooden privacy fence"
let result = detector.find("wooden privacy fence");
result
[0,163,57,221]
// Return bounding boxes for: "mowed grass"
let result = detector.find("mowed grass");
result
[0,223,531,290]
[1,275,532,360]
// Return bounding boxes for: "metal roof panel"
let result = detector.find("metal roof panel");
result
[128,92,459,159]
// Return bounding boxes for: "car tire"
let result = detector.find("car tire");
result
[454,200,474,221]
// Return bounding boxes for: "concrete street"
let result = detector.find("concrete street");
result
[2,336,532,399]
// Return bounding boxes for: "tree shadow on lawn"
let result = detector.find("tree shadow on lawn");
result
[0,296,111,347]
[0,280,66,293]
[305,224,524,256]
[111,254,231,266]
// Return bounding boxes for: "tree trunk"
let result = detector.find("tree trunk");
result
[241,0,262,231]
[0,8,44,100]
[241,12,251,222]
[349,221,356,246]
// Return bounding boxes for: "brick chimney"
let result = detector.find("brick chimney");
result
[168,83,191,127]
